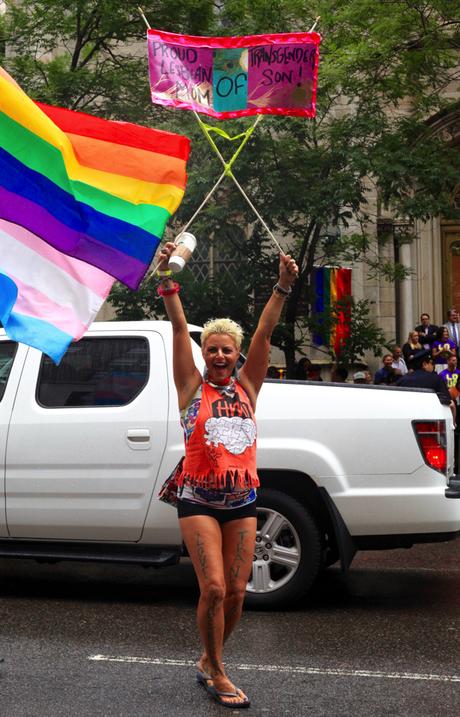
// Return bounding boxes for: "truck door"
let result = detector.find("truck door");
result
[0,339,27,537]
[5,330,169,541]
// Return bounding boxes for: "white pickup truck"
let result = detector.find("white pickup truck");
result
[1,321,459,608]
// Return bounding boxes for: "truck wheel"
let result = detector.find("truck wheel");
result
[245,488,322,609]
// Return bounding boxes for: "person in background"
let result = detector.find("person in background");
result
[445,308,460,351]
[431,325,456,374]
[439,354,460,400]
[353,371,367,384]
[374,354,400,385]
[402,330,422,370]
[266,365,281,379]
[397,350,455,423]
[415,313,438,351]
[391,345,408,375]
[295,357,323,381]
[439,354,460,471]
[330,365,348,382]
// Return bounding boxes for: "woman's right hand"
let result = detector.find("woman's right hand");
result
[157,241,176,272]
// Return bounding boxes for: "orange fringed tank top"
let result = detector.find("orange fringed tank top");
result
[179,379,260,490]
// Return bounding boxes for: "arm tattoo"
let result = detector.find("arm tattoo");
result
[195,532,208,579]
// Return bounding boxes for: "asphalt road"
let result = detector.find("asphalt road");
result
[0,540,459,717]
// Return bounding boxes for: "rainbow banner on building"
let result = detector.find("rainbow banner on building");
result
[148,29,320,119]
[312,267,352,356]
[0,68,190,290]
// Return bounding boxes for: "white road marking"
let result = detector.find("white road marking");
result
[88,655,460,683]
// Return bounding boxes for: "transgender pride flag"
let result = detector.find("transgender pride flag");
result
[0,68,190,363]
[0,219,114,364]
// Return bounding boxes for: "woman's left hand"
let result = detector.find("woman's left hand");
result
[278,254,299,290]
[157,241,176,272]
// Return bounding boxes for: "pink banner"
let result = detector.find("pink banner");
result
[147,29,321,120]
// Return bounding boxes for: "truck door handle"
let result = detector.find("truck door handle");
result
[126,429,150,449]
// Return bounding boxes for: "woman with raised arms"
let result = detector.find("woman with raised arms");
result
[157,242,298,709]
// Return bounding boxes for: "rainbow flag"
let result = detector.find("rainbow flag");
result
[312,267,352,356]
[0,68,190,363]
[0,68,190,289]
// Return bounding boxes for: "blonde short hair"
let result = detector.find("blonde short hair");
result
[201,318,244,350]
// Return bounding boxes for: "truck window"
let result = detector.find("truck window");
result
[0,341,18,401]
[36,337,149,408]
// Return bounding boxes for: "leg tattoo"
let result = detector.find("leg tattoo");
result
[195,531,208,579]
[229,530,249,587]
[206,593,224,676]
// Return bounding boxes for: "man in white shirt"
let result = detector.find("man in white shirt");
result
[392,345,408,375]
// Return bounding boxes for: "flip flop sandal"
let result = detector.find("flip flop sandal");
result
[205,682,251,709]
[196,669,213,687]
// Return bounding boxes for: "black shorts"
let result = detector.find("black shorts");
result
[177,498,257,523]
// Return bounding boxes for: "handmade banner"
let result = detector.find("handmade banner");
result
[148,28,321,119]
[312,267,352,356]
[0,67,190,290]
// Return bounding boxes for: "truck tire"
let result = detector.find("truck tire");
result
[245,488,322,609]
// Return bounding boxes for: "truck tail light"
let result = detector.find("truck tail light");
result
[413,420,447,474]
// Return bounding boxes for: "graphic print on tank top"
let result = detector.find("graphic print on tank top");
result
[204,393,256,456]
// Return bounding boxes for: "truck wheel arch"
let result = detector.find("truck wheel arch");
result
[258,470,354,574]
[245,487,322,609]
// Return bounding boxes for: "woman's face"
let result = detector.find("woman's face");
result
[202,333,240,384]
[410,331,419,343]
[442,328,449,340]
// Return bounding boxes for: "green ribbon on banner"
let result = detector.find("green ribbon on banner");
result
[195,113,260,176]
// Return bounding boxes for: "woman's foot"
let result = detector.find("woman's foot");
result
[197,654,250,707]
[209,674,250,708]
[196,653,211,678]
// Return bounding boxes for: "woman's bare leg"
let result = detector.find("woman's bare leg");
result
[180,516,226,675]
[221,516,257,642]
[180,514,253,706]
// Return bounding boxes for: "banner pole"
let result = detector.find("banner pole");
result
[148,170,228,277]
[138,7,151,29]
[226,173,285,255]
[309,16,320,33]
[193,112,285,254]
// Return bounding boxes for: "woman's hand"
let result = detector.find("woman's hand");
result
[157,241,176,273]
[278,253,299,290]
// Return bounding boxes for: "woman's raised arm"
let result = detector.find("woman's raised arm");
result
[157,242,202,409]
[239,253,298,409]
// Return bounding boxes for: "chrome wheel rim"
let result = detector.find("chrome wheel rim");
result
[247,506,301,594]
